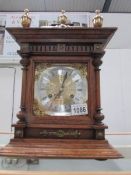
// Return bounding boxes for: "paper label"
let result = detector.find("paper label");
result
[71,103,88,115]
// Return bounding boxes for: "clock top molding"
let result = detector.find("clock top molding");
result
[6,27,117,52]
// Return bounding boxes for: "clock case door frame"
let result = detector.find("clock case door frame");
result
[23,55,98,139]
[30,56,93,122]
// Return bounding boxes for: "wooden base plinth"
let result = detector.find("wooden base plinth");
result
[0,139,123,159]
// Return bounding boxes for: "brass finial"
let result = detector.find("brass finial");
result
[92,10,103,28]
[57,10,68,27]
[21,9,31,28]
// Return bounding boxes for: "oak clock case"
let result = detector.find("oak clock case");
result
[0,27,123,159]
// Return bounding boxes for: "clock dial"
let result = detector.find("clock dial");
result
[34,64,88,116]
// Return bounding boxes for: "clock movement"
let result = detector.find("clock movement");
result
[0,27,123,159]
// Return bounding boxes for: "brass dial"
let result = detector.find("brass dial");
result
[34,64,88,116]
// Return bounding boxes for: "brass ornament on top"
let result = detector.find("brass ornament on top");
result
[92,10,103,28]
[20,9,104,28]
[21,9,31,28]
[57,10,71,27]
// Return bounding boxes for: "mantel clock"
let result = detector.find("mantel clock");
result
[0,27,123,159]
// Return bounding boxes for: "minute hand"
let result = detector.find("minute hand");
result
[61,72,67,88]
[53,72,68,100]
[48,72,68,109]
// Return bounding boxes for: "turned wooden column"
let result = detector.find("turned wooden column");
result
[14,44,30,138]
[92,52,105,125]
[92,52,107,140]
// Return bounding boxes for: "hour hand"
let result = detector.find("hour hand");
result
[54,89,63,99]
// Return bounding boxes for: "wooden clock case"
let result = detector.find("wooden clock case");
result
[0,27,123,159]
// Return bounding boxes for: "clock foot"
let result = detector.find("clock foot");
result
[95,159,107,161]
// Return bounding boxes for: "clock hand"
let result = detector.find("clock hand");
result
[48,88,63,109]
[55,72,68,99]
[54,89,63,99]
[61,72,67,88]
[49,72,68,109]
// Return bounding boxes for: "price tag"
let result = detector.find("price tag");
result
[71,103,88,116]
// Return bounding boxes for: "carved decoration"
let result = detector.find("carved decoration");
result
[94,44,103,52]
[20,57,30,68]
[96,129,105,140]
[16,110,26,124]
[92,52,105,70]
[94,108,105,125]
[21,43,30,53]
[33,99,46,116]
[15,129,24,138]
[35,63,87,80]
[40,129,81,138]
[29,43,94,53]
